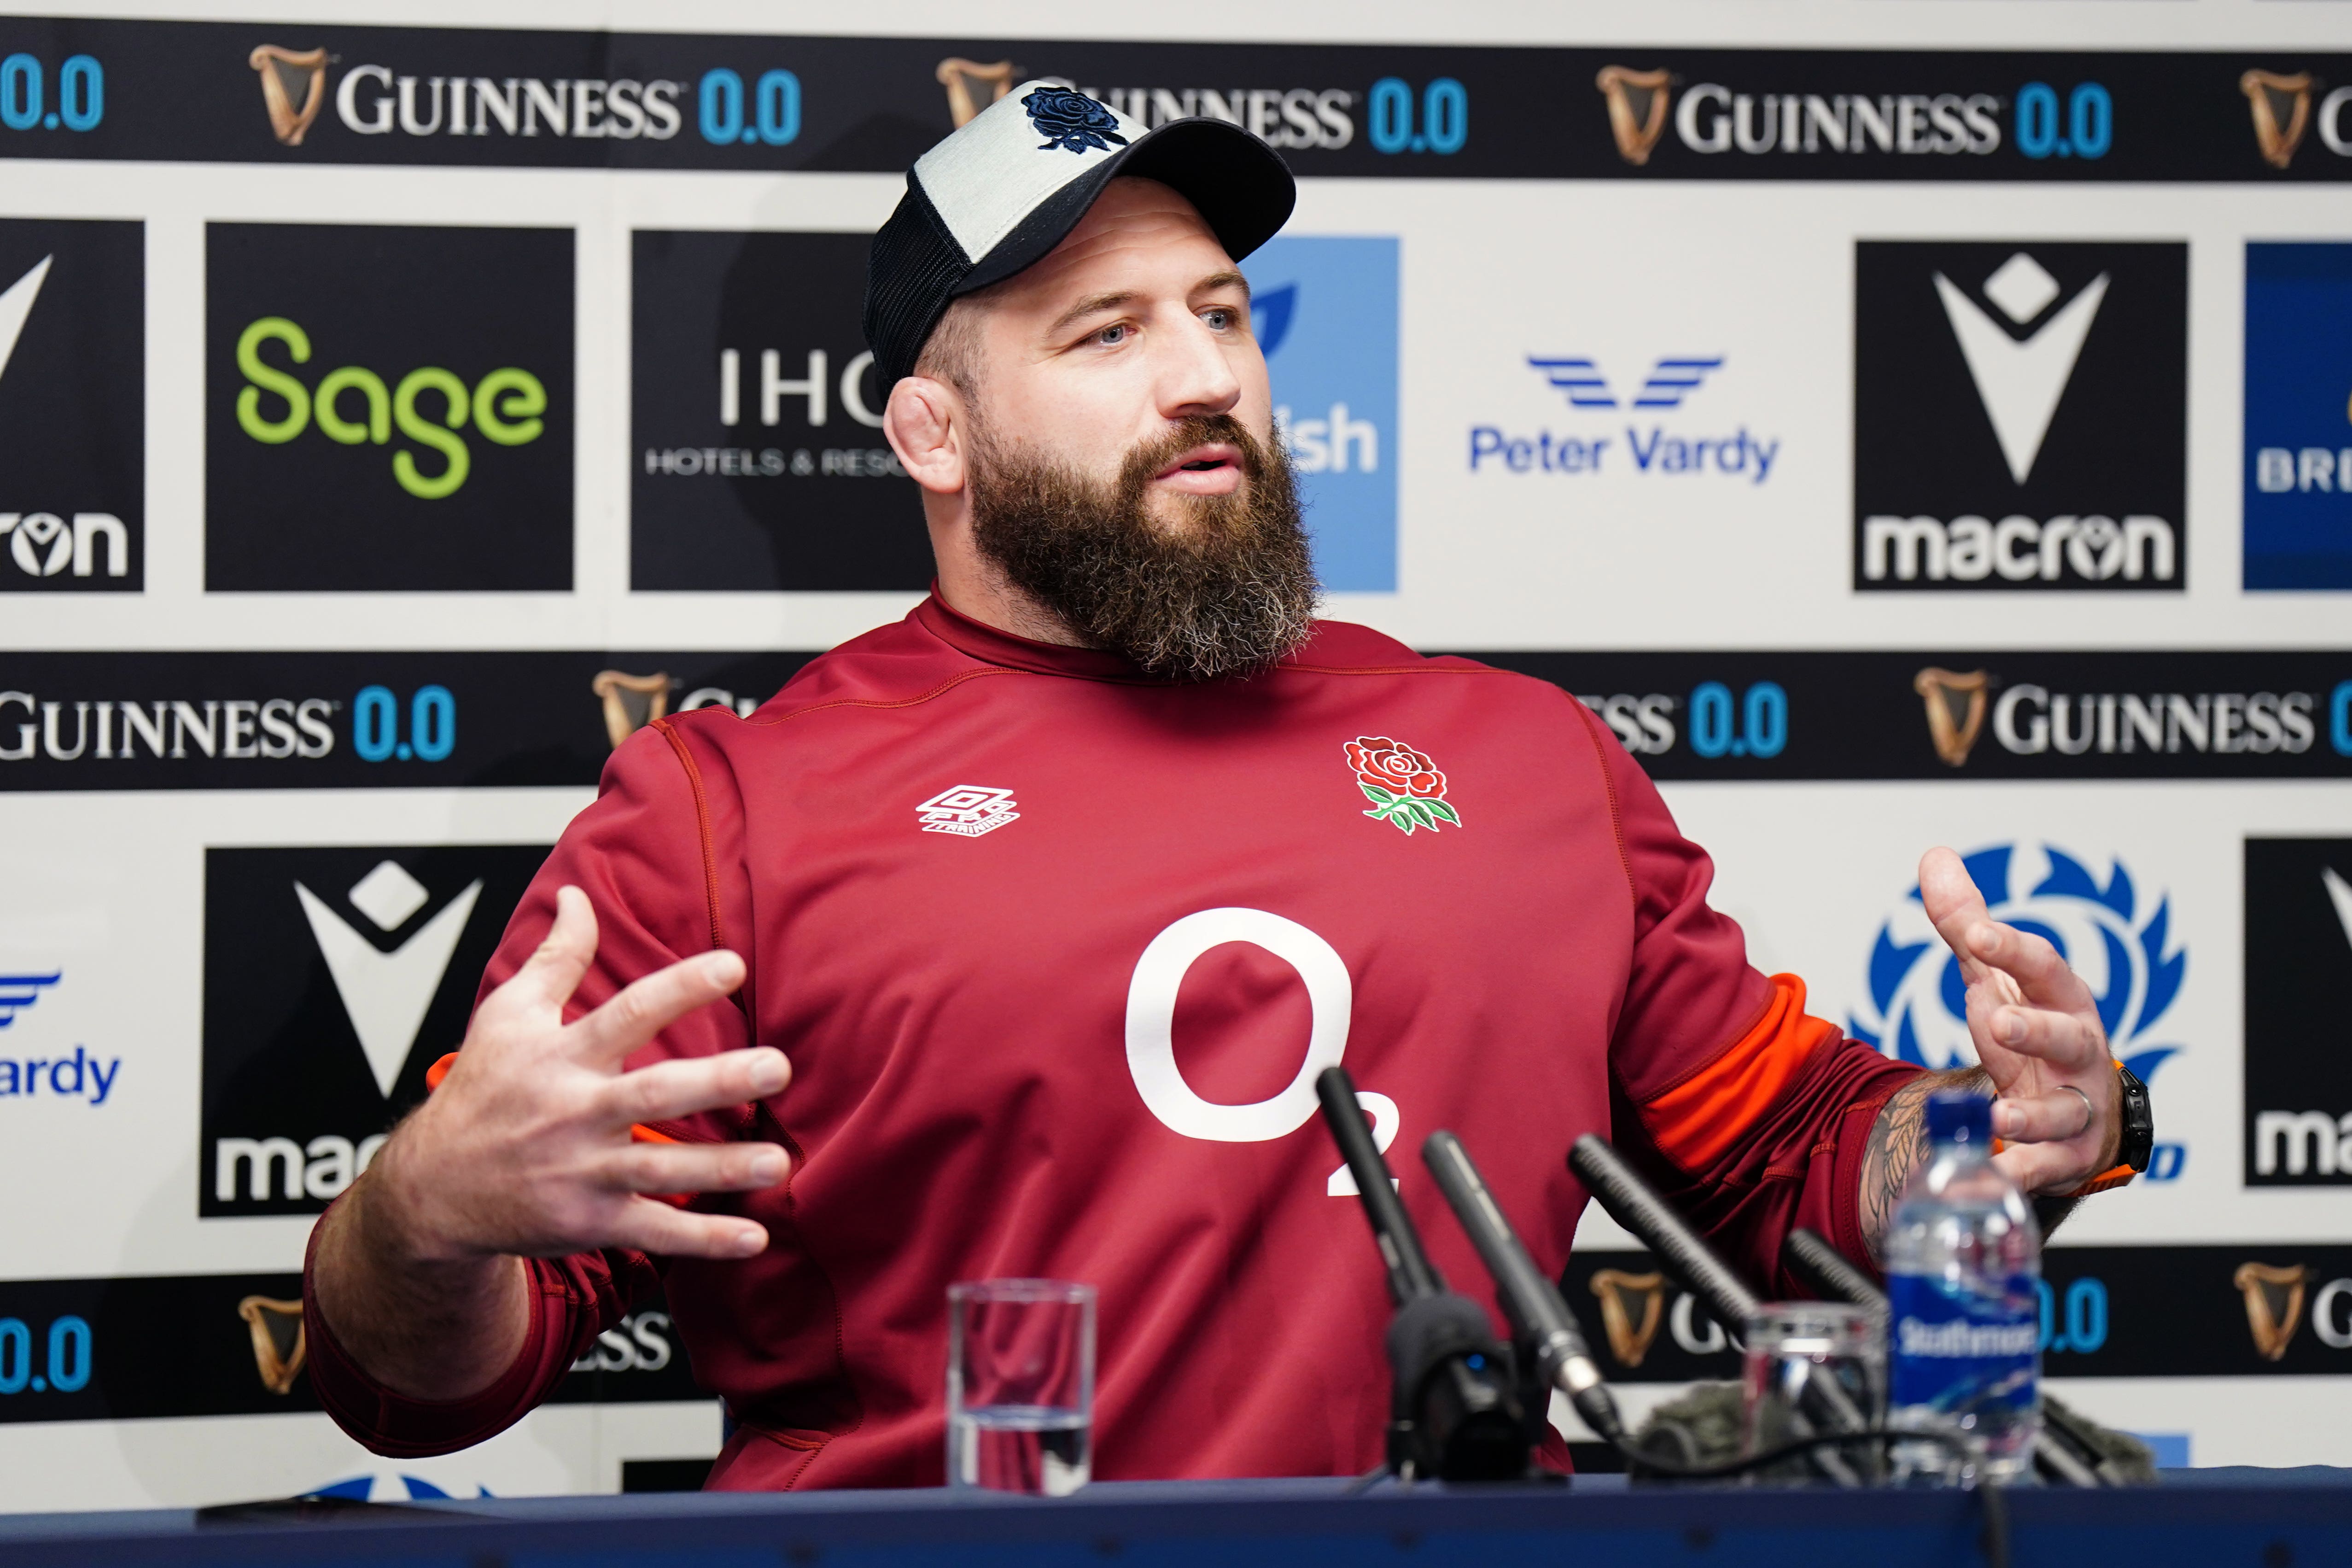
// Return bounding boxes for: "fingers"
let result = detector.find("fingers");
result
[600,1047,789,1125]
[567,949,748,1067]
[1975,1000,2106,1071]
[1990,1141,2082,1197]
[1958,919,2096,1016]
[601,1198,770,1261]
[1919,848,1996,983]
[605,1139,790,1196]
[512,885,599,1012]
[1994,1087,2098,1144]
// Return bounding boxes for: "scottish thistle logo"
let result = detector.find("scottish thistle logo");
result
[1849,843,2183,1086]
[1023,87,1128,155]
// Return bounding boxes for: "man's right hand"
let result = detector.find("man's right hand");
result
[309,884,790,1400]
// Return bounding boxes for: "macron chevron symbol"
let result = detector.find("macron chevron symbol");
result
[1935,252,2107,486]
[0,254,52,388]
[297,866,482,1099]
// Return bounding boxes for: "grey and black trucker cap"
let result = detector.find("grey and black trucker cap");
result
[863,82,1296,390]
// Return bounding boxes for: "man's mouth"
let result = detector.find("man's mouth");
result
[1150,443,1246,495]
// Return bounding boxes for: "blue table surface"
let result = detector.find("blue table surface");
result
[0,1470,2346,1566]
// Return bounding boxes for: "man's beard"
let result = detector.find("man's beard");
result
[966,413,1319,682]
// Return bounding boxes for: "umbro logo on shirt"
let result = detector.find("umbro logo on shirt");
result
[916,785,1021,838]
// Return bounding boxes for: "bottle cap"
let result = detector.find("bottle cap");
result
[1925,1089,1994,1146]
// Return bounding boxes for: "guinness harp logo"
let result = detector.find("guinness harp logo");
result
[2234,1261,2311,1361]
[937,58,1020,128]
[1589,1268,1668,1366]
[238,1294,308,1394]
[592,670,672,751]
[2240,70,2315,170]
[249,45,329,147]
[1596,66,1673,166]
[1914,667,1991,768]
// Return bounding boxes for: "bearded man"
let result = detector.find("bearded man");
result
[303,84,2146,1488]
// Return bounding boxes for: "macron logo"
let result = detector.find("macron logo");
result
[1934,251,2107,486]
[296,860,482,1098]
[2324,866,2352,952]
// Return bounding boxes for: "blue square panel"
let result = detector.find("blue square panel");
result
[1243,236,1398,593]
[2245,243,2352,589]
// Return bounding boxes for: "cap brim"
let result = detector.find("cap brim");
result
[956,117,1296,296]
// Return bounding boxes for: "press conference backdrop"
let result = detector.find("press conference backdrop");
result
[0,0,2347,1509]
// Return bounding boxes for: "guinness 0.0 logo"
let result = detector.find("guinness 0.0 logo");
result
[2240,70,2314,170]
[249,45,329,147]
[2234,1262,2311,1361]
[1589,1268,1668,1366]
[1914,667,1991,767]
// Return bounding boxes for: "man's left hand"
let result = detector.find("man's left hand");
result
[1919,846,2122,1194]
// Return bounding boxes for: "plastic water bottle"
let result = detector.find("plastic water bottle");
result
[1885,1090,2042,1484]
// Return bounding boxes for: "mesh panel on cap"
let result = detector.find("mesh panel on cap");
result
[863,177,970,390]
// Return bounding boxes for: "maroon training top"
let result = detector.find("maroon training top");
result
[303,595,1919,1487]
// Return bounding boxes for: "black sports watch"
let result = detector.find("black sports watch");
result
[2073,1060,2154,1195]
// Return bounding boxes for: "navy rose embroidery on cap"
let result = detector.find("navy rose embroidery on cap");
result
[1023,86,1128,155]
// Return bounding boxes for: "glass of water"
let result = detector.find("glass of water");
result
[947,1279,1095,1496]
[1740,1302,1885,1483]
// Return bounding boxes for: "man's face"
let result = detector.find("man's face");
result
[943,177,1318,682]
[962,177,1277,524]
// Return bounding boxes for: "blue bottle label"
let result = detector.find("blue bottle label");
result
[1887,1272,2039,1413]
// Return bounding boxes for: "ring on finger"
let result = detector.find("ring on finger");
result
[2056,1083,2095,1139]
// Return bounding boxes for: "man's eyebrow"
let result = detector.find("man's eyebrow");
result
[1046,290,1138,339]
[1196,269,1250,301]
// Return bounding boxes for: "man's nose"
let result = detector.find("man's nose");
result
[1155,309,1242,420]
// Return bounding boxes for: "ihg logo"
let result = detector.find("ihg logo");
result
[235,318,547,500]
[205,222,573,591]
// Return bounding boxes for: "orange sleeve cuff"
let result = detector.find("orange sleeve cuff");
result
[1637,973,1840,1172]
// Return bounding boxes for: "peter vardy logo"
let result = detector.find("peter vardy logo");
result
[0,970,59,1026]
[0,220,144,592]
[1243,236,1396,592]
[200,845,545,1216]
[1470,350,1781,486]
[206,222,572,591]
[2243,244,2352,589]
[1854,241,2186,592]
[1850,843,2186,1179]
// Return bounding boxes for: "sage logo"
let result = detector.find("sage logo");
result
[1853,241,2185,592]
[233,318,547,501]
[200,845,547,1216]
[2245,839,2352,1184]
[206,223,572,590]
[0,220,142,592]
[631,230,927,590]
[1850,841,2187,1180]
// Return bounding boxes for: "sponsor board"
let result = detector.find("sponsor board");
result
[1459,651,2352,780]
[2243,839,2352,1187]
[204,222,574,591]
[1241,236,1398,593]
[0,26,2342,178]
[630,230,925,592]
[1564,1247,2352,1381]
[0,650,811,789]
[2244,243,2352,589]
[1852,242,2187,592]
[198,845,549,1217]
[0,1274,697,1423]
[0,219,143,593]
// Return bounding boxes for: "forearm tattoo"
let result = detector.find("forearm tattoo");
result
[1859,1068,1986,1265]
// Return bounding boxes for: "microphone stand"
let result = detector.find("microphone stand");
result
[1569,1135,1867,1487]
[1315,1067,1527,1483]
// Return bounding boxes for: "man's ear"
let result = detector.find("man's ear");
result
[884,376,967,497]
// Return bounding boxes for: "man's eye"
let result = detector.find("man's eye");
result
[1096,323,1130,345]
[1203,309,1234,330]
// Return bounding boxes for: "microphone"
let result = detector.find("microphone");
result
[1316,1068,1526,1481]
[1569,1134,1865,1486]
[1422,1130,1626,1446]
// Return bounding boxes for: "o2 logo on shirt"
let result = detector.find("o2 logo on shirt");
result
[1122,907,1396,1195]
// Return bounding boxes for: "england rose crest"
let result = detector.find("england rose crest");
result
[1345,736,1461,836]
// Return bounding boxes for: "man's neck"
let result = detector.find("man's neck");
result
[932,549,1097,650]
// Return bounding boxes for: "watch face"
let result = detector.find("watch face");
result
[2117,1065,2154,1168]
